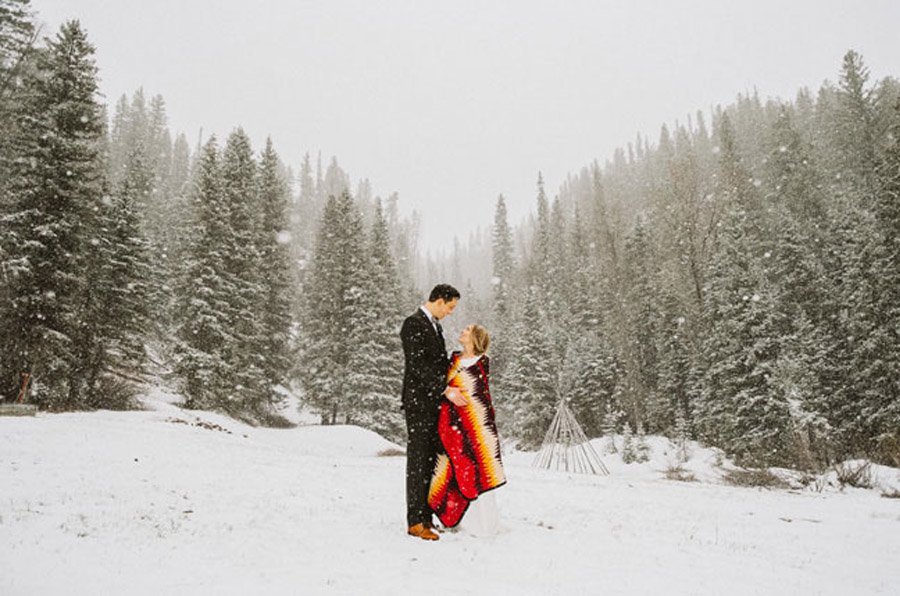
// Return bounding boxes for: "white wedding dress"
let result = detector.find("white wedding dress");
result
[459,489,502,536]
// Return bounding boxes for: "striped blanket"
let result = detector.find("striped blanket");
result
[428,352,506,528]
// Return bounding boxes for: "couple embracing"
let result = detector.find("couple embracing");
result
[400,284,507,541]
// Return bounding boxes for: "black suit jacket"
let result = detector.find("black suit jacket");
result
[400,308,448,412]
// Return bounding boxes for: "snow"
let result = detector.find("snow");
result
[2,391,898,595]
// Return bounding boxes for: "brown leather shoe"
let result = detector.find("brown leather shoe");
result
[407,523,439,541]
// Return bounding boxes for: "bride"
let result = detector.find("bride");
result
[428,324,507,536]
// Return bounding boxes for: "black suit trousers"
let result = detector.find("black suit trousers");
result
[405,403,441,527]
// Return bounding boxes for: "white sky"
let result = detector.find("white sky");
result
[37,0,900,254]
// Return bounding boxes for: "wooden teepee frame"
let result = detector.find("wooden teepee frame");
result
[533,399,609,475]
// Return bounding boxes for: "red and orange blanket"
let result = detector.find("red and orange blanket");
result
[428,352,506,528]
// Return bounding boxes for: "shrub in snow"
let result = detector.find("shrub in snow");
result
[833,460,874,490]
[722,468,788,489]
[621,425,650,464]
[664,464,697,483]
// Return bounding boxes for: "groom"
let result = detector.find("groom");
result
[400,283,463,541]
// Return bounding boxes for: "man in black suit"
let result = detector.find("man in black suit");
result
[400,283,464,541]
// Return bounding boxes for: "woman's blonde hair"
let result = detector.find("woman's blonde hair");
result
[471,324,490,356]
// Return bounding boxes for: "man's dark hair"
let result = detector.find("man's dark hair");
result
[428,284,460,303]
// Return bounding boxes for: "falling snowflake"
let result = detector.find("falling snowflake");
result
[276,230,292,244]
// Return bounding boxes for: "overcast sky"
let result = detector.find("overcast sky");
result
[37,1,900,254]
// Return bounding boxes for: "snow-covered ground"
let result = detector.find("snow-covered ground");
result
[2,389,899,595]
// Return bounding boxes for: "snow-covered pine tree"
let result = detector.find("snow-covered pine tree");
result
[255,138,294,414]
[345,198,405,442]
[498,286,558,449]
[0,0,36,168]
[868,100,900,462]
[813,55,894,458]
[654,290,697,438]
[0,0,37,400]
[489,194,515,386]
[621,423,635,463]
[621,219,661,432]
[546,196,572,349]
[299,191,367,424]
[215,128,269,415]
[601,404,621,454]
[0,21,107,408]
[175,137,235,410]
[79,142,153,404]
[157,132,192,321]
[104,90,180,333]
[323,156,350,202]
[558,332,618,438]
[531,173,552,284]
[764,105,833,466]
[0,1,35,89]
[696,115,793,465]
[831,50,878,196]
[142,94,177,328]
[289,152,316,314]
[560,209,619,438]
[491,195,514,325]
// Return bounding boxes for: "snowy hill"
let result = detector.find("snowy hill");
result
[2,390,899,595]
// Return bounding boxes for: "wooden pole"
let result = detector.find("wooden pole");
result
[17,372,32,404]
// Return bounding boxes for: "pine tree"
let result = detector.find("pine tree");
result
[621,219,661,431]
[82,143,152,394]
[0,21,107,408]
[175,137,234,410]
[601,404,622,454]
[531,173,551,285]
[255,138,294,411]
[0,1,35,96]
[491,194,514,326]
[346,198,405,441]
[868,100,900,460]
[695,115,794,466]
[0,1,37,400]
[833,50,878,195]
[490,194,515,382]
[290,152,316,298]
[558,331,618,438]
[498,287,557,449]
[299,191,367,423]
[697,210,792,466]
[654,291,697,437]
[0,0,36,181]
[764,106,833,465]
[205,128,271,416]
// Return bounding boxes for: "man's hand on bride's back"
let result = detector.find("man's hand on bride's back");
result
[444,386,468,407]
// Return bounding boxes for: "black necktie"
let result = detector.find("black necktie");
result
[435,320,444,342]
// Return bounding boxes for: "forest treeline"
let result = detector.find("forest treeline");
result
[2,2,898,468]
[0,6,419,440]
[487,52,900,468]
